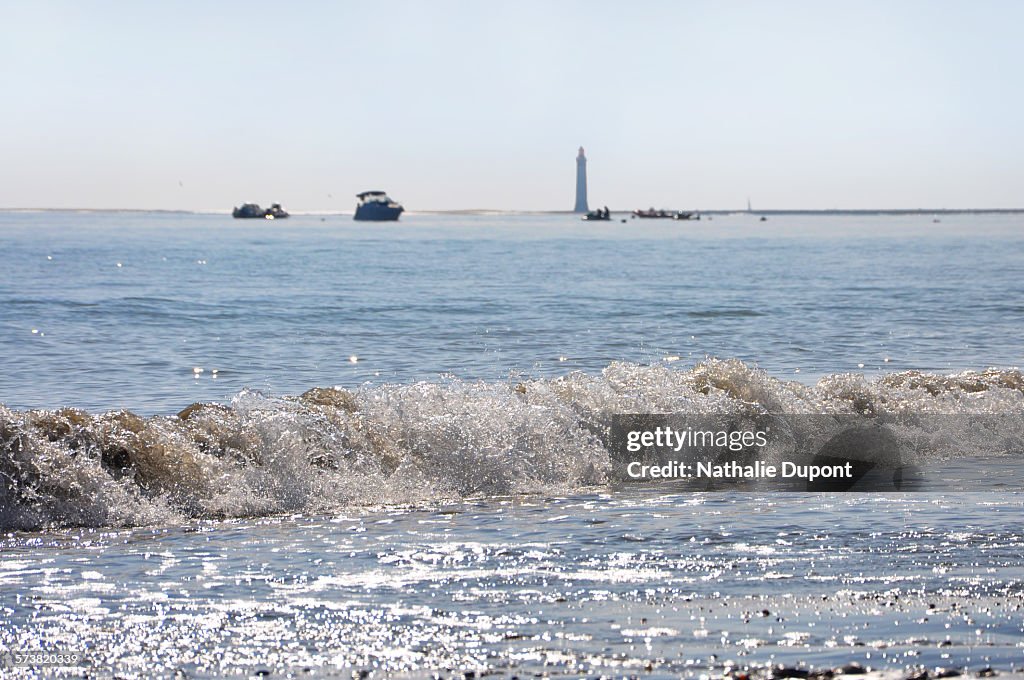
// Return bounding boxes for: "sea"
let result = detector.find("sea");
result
[0,210,1022,678]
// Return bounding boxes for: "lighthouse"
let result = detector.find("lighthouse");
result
[574,147,589,213]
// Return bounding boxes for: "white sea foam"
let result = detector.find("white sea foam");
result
[1,359,1022,530]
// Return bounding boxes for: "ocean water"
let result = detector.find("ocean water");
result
[1,211,1023,677]
[2,211,1023,414]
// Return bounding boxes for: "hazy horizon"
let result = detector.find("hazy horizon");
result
[7,206,1024,216]
[3,1,1022,212]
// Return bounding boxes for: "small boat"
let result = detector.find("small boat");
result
[232,202,290,219]
[582,208,611,221]
[632,208,673,219]
[673,211,700,221]
[354,191,404,221]
[264,203,289,219]
[232,203,264,219]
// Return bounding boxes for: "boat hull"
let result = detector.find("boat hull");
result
[354,204,404,221]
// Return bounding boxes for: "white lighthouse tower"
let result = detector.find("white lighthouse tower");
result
[574,147,589,213]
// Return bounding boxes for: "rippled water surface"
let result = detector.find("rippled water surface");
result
[2,493,1023,677]
[1,211,1023,677]
[2,211,1022,413]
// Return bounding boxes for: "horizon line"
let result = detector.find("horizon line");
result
[3,207,1024,216]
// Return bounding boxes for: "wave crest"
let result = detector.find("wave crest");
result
[2,359,1023,530]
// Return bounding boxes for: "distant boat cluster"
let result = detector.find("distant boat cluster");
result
[232,202,289,220]
[232,191,405,221]
[577,148,702,223]
[632,208,700,221]
[581,207,701,221]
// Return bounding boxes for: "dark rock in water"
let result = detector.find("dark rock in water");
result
[976,668,997,677]
[904,670,928,680]
[773,667,810,679]
[934,669,961,678]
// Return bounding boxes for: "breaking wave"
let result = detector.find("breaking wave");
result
[2,359,1024,530]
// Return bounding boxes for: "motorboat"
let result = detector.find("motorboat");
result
[264,203,289,219]
[673,211,700,221]
[354,191,404,221]
[582,208,611,221]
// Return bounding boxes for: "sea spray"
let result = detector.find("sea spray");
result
[1,359,1023,530]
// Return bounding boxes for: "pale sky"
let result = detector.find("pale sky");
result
[2,1,1022,211]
